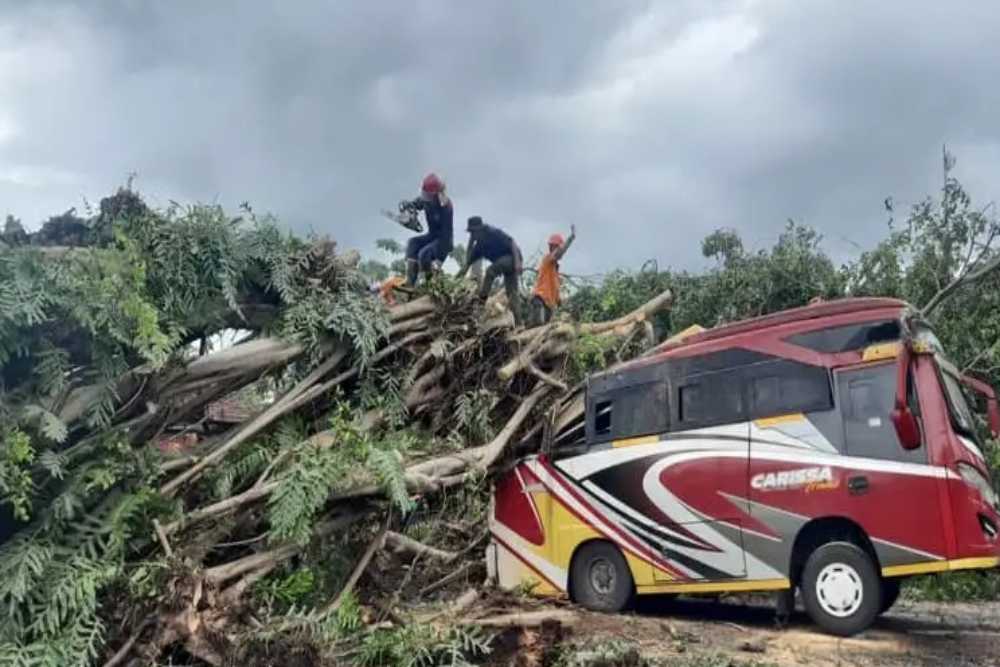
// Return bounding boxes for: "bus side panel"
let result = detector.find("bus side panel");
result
[490,460,661,594]
[746,454,950,571]
[736,413,954,576]
[491,463,567,594]
[946,475,1000,564]
[545,442,759,583]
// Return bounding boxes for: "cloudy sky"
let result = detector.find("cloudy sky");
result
[2,1,999,273]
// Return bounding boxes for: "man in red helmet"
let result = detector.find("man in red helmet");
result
[402,173,454,287]
[531,224,576,325]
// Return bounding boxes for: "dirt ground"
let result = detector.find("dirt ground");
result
[541,594,1000,666]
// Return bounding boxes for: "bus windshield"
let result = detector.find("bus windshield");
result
[940,368,980,443]
[914,322,984,441]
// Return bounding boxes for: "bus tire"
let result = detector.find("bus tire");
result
[879,578,901,615]
[801,541,881,637]
[570,541,634,613]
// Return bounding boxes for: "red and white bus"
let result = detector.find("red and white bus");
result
[488,298,1000,636]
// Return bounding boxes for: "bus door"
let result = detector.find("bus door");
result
[647,368,749,582]
[745,359,841,581]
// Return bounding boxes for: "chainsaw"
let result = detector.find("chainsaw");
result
[381,199,423,233]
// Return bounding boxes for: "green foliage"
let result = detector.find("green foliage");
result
[0,188,400,664]
[905,570,1000,602]
[672,222,844,331]
[256,567,317,607]
[376,238,403,256]
[451,388,499,445]
[568,333,619,385]
[358,367,408,429]
[566,222,843,341]
[268,443,351,546]
[565,264,673,335]
[210,441,274,501]
[0,234,174,396]
[0,428,35,521]
[423,272,467,306]
[208,419,304,501]
[333,590,363,635]
[368,444,415,514]
[268,405,415,545]
[0,485,160,666]
[356,624,491,667]
[701,228,744,265]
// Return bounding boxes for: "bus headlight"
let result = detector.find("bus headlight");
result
[957,462,1000,511]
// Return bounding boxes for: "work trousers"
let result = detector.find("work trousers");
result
[479,254,522,326]
[531,295,553,326]
[405,234,451,285]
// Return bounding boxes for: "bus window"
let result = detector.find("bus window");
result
[594,400,612,438]
[836,363,926,464]
[786,319,900,353]
[676,370,744,428]
[940,371,979,442]
[678,383,702,423]
[588,381,668,443]
[747,360,832,419]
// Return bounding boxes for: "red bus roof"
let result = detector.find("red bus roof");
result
[658,297,909,351]
[598,297,912,382]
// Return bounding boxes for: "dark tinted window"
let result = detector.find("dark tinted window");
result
[747,360,833,419]
[679,384,701,422]
[594,401,612,438]
[587,381,668,443]
[836,363,926,463]
[676,369,744,428]
[787,320,900,353]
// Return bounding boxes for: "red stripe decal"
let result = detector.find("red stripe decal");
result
[537,459,688,580]
[491,532,563,592]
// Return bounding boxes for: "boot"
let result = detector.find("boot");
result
[405,259,419,288]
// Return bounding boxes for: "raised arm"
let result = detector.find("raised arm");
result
[553,224,576,261]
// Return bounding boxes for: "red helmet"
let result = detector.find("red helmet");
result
[548,233,565,247]
[421,173,444,195]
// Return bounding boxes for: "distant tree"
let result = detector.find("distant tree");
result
[701,228,744,265]
[1,214,27,247]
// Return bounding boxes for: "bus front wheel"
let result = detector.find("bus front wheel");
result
[570,541,635,613]
[800,541,881,637]
[879,578,901,615]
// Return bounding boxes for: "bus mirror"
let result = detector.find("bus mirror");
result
[891,406,922,450]
[892,342,920,449]
[988,398,1000,439]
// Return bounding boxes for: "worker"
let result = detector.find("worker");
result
[403,173,454,287]
[531,224,576,325]
[377,275,406,306]
[456,216,523,326]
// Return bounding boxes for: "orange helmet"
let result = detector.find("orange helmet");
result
[548,233,565,247]
[421,173,445,195]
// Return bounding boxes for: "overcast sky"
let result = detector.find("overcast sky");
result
[2,1,999,273]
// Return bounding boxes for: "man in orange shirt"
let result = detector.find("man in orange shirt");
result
[531,225,576,325]
[378,275,406,306]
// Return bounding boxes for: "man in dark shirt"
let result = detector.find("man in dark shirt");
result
[404,173,454,287]
[456,216,523,326]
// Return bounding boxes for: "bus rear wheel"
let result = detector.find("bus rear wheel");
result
[800,541,881,637]
[570,542,634,613]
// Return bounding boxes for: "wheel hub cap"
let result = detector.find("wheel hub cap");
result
[589,558,616,595]
[816,562,863,618]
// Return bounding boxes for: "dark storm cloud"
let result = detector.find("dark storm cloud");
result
[2,1,999,273]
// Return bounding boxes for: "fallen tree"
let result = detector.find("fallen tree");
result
[0,190,673,666]
[9,149,997,665]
